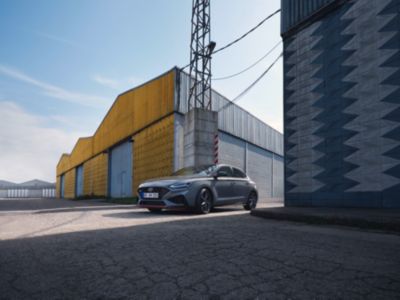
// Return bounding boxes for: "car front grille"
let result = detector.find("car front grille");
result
[140,200,165,206]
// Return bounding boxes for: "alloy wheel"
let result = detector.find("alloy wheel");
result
[199,188,211,214]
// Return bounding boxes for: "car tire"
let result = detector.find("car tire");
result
[196,188,212,214]
[243,191,257,210]
[148,208,162,213]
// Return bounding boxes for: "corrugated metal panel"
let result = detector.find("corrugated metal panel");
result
[177,71,284,156]
[63,170,75,199]
[75,165,84,197]
[109,141,133,198]
[272,154,284,198]
[133,115,175,194]
[57,69,175,177]
[281,0,336,34]
[247,144,273,200]
[83,153,108,197]
[69,138,93,170]
[56,176,60,198]
[60,175,65,198]
[93,71,175,156]
[173,113,185,172]
[218,132,246,171]
[57,154,71,177]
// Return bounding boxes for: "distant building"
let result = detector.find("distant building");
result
[56,68,284,201]
[282,0,400,207]
[0,180,56,198]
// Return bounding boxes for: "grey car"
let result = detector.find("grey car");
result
[137,164,258,214]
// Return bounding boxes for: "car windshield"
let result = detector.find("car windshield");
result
[173,165,217,176]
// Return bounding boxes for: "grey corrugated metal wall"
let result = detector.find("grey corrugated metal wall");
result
[76,165,84,197]
[109,141,133,198]
[247,144,273,200]
[281,0,335,33]
[176,71,283,157]
[272,155,284,198]
[217,131,283,201]
[218,132,246,171]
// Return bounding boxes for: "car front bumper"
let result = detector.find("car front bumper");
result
[137,187,192,210]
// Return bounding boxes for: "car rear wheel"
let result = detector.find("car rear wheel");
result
[148,208,162,213]
[244,191,257,210]
[196,188,212,214]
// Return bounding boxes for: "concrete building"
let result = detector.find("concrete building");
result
[0,180,56,198]
[282,0,400,207]
[56,68,284,201]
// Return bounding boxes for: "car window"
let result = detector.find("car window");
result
[217,166,233,177]
[173,165,217,176]
[233,167,247,178]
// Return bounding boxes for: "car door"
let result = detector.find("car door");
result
[232,167,249,202]
[213,166,235,204]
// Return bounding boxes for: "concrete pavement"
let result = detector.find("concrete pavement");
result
[1,198,400,299]
[251,207,400,232]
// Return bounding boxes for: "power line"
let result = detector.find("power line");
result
[213,8,281,54]
[180,8,281,71]
[213,40,282,81]
[218,52,283,113]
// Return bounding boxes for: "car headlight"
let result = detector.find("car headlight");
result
[169,182,191,191]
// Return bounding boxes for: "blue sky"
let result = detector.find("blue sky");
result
[0,0,282,182]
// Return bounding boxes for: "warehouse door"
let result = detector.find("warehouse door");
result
[60,174,65,198]
[75,165,84,197]
[246,144,273,201]
[109,141,133,198]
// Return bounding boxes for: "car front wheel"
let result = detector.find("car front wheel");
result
[244,191,257,210]
[196,188,212,214]
[148,208,162,213]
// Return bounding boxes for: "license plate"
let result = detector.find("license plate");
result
[143,192,159,199]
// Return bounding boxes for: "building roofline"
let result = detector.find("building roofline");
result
[175,66,282,135]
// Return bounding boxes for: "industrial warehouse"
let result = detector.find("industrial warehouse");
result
[56,68,284,201]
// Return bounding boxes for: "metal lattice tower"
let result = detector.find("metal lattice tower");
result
[188,0,216,110]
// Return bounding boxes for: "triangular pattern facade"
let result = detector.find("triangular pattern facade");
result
[283,0,400,208]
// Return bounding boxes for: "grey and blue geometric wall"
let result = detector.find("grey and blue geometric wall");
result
[282,0,400,208]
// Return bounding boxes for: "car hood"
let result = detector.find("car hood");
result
[139,175,210,188]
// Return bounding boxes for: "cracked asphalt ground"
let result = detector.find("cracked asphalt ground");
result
[0,198,400,299]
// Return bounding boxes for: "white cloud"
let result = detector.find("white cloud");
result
[0,101,86,183]
[0,65,109,107]
[93,74,140,91]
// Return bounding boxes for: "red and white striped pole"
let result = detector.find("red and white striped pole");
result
[214,133,219,165]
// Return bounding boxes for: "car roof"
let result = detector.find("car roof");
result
[217,164,245,172]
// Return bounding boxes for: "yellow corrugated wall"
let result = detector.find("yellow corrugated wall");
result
[133,114,175,194]
[70,137,93,168]
[56,176,60,198]
[83,153,108,197]
[92,72,174,155]
[57,154,71,177]
[63,169,76,199]
[57,69,175,177]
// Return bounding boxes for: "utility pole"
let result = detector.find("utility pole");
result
[188,0,216,110]
[183,0,218,170]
